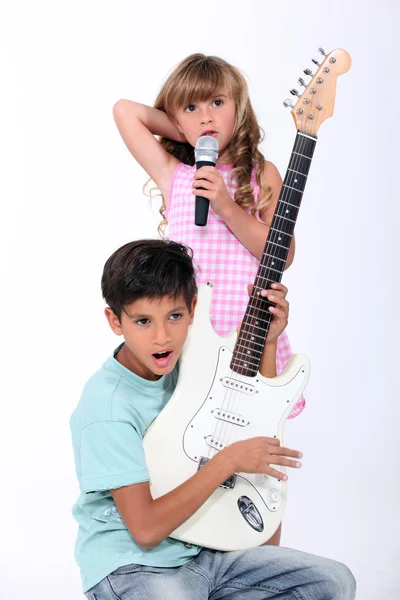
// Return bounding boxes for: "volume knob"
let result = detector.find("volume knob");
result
[268,489,280,503]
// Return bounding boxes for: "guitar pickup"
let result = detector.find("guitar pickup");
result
[222,377,255,395]
[211,408,249,427]
[198,456,237,489]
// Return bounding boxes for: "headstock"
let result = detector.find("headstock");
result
[283,47,351,136]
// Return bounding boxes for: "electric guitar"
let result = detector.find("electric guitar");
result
[143,47,351,550]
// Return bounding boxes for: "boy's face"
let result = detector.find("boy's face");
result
[105,293,197,381]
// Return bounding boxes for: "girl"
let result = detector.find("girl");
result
[113,53,304,419]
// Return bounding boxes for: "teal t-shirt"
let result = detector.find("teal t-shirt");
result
[70,345,201,592]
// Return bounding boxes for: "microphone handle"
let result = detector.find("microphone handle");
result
[195,160,216,227]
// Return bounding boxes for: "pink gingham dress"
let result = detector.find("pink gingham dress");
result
[166,162,305,418]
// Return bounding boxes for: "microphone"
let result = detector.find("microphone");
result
[194,135,219,226]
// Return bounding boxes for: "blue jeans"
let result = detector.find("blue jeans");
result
[85,545,356,599]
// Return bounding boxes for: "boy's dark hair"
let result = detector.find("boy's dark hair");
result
[101,239,198,320]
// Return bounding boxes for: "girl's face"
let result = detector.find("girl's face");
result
[173,87,236,163]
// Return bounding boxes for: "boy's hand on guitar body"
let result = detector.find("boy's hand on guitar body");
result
[220,436,302,481]
[192,166,232,217]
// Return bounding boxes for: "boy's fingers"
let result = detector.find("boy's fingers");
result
[267,295,288,307]
[271,446,302,458]
[265,467,288,481]
[270,282,288,294]
[261,289,287,299]
[273,457,302,468]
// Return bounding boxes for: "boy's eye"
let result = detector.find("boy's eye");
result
[136,318,150,326]
[169,313,183,321]
[184,104,196,113]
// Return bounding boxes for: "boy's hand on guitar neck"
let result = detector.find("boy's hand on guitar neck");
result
[246,282,289,344]
[220,436,302,481]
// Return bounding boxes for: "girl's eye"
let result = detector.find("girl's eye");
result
[212,99,223,107]
[184,105,196,113]
[169,313,183,321]
[136,318,150,326]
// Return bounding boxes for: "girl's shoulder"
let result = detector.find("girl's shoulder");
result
[258,160,282,193]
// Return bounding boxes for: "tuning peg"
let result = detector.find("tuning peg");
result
[318,47,326,56]
[298,78,306,87]
[304,68,313,77]
[311,58,320,66]
[290,88,301,98]
[283,98,294,108]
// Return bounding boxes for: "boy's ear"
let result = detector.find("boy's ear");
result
[188,296,198,325]
[104,307,123,336]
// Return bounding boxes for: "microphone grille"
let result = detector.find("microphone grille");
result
[194,135,219,163]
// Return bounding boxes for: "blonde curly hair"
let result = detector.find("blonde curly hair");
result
[146,54,273,235]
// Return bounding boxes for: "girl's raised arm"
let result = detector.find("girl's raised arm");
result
[113,99,183,198]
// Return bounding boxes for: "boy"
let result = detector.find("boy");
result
[70,239,356,599]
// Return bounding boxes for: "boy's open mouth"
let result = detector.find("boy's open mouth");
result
[152,350,173,367]
[153,350,172,360]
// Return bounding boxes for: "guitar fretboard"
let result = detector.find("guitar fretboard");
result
[230,132,317,377]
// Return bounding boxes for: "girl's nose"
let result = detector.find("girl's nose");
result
[200,110,213,124]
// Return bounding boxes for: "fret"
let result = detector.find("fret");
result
[271,214,296,224]
[231,356,260,369]
[279,188,303,207]
[268,234,293,254]
[234,347,263,357]
[270,227,293,238]
[288,168,307,177]
[288,155,312,176]
[238,331,266,341]
[236,337,265,349]
[262,252,286,263]
[242,312,271,324]
[285,171,308,190]
[249,298,272,323]
[257,265,282,276]
[271,214,296,231]
[283,183,304,193]
[242,314,272,327]
[266,240,290,251]
[293,151,312,160]
[240,324,270,338]
[255,270,280,285]
[277,198,299,209]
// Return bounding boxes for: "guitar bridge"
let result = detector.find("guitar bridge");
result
[198,456,237,489]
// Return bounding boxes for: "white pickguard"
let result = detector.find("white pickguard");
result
[143,284,310,550]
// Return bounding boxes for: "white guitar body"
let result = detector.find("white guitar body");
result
[143,284,310,550]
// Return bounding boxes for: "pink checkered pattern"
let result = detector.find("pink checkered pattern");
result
[166,162,305,419]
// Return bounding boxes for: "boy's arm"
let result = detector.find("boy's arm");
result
[111,450,235,550]
[112,420,299,551]
[259,340,277,378]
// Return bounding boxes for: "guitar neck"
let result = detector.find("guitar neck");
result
[230,132,317,377]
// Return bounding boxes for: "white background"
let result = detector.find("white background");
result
[1,1,399,598]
